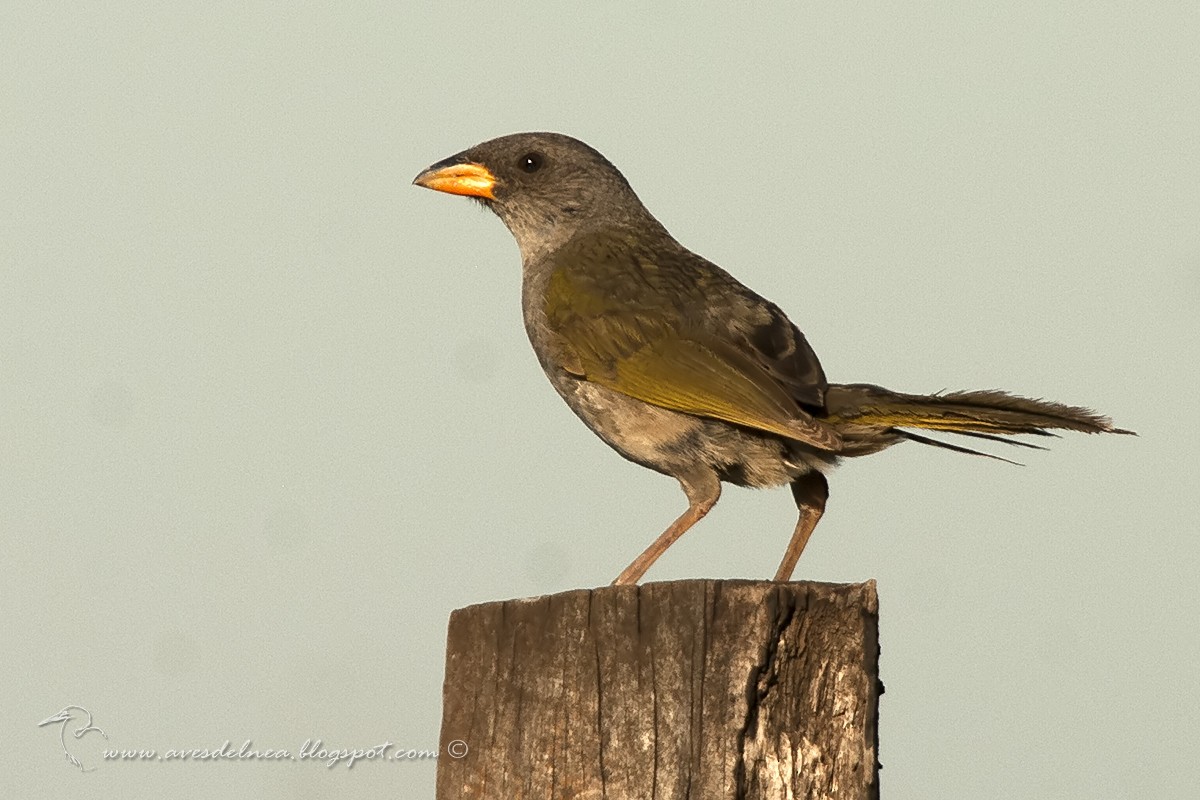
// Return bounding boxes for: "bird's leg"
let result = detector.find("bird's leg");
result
[773,471,830,581]
[612,475,721,585]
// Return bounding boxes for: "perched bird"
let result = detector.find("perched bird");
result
[414,132,1131,585]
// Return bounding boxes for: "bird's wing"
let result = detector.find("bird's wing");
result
[543,249,841,452]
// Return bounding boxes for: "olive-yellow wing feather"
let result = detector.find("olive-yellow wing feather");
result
[546,266,841,451]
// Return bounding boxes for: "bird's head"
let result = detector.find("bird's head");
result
[38,708,75,726]
[414,132,662,261]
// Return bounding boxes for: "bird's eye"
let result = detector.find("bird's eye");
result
[519,152,544,173]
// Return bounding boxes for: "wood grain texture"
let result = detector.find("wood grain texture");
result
[437,580,879,799]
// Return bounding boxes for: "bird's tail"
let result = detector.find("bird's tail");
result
[822,383,1133,462]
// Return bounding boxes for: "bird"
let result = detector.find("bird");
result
[413,132,1132,585]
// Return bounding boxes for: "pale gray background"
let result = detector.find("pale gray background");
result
[3,3,1197,798]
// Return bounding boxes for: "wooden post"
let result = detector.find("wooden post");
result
[437,580,880,799]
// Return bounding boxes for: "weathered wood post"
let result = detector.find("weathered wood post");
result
[437,580,880,799]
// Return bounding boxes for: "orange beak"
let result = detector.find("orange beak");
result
[412,161,497,200]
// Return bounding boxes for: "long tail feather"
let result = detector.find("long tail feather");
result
[823,382,1133,460]
[943,430,1052,450]
[893,430,1026,465]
